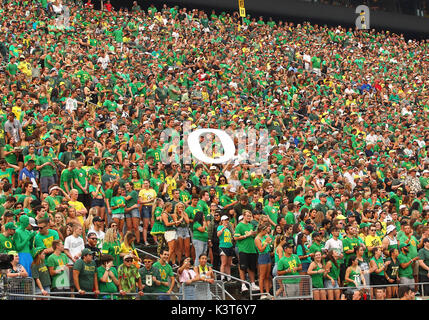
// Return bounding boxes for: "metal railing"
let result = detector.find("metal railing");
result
[136,247,232,300]
[316,281,429,299]
[1,277,35,300]
[272,275,313,300]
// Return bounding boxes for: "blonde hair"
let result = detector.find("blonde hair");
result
[104,228,117,243]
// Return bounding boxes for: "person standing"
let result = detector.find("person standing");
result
[277,242,302,298]
[138,180,157,246]
[254,222,273,299]
[64,223,85,265]
[216,215,234,281]
[31,247,51,299]
[384,248,400,298]
[233,210,260,293]
[398,243,419,286]
[97,254,120,300]
[417,238,429,296]
[0,222,16,254]
[152,249,175,300]
[36,146,56,196]
[118,253,144,300]
[307,251,326,300]
[73,248,100,298]
[13,215,35,277]
[46,240,71,295]
[139,255,162,300]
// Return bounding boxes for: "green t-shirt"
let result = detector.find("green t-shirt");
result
[36,155,55,177]
[343,236,360,265]
[73,168,87,194]
[31,262,51,288]
[217,225,233,248]
[0,233,15,253]
[278,254,301,284]
[33,229,60,250]
[101,240,121,267]
[398,253,414,279]
[192,221,208,242]
[45,195,63,212]
[234,222,256,254]
[60,169,74,191]
[152,261,173,293]
[46,252,70,289]
[73,258,97,291]
[418,248,429,277]
[111,196,126,214]
[0,167,14,184]
[97,265,119,294]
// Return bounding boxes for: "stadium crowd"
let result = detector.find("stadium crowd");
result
[0,0,428,300]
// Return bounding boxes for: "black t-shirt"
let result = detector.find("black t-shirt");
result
[385,257,400,280]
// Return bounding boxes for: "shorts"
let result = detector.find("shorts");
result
[324,279,339,289]
[238,252,257,272]
[141,205,152,219]
[220,247,235,257]
[257,253,271,265]
[413,261,419,276]
[125,208,140,219]
[91,198,105,207]
[301,262,310,273]
[370,274,386,286]
[35,286,51,295]
[112,213,124,220]
[176,226,191,239]
[164,230,177,242]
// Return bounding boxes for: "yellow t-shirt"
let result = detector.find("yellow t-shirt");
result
[364,234,382,257]
[138,188,157,204]
[165,176,176,199]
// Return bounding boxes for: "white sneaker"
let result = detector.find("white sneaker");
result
[260,294,267,300]
[241,283,249,292]
[251,283,260,291]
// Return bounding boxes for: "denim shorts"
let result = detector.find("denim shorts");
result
[324,279,339,289]
[257,253,271,265]
[141,205,152,219]
[125,208,140,219]
[91,198,105,207]
[176,226,191,239]
[112,213,124,220]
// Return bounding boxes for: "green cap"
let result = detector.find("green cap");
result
[32,247,45,258]
[399,242,410,249]
[4,222,16,230]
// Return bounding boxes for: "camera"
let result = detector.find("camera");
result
[0,254,13,270]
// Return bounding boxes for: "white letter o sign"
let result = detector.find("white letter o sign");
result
[188,129,235,164]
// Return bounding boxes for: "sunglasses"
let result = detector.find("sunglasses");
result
[143,260,152,263]
[124,259,133,262]
[88,238,97,240]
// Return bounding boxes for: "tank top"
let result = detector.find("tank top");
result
[346,267,362,287]
[256,235,271,254]
[164,213,176,231]
[371,256,385,276]
[327,260,340,280]
[385,236,398,251]
[199,264,209,279]
[311,263,324,288]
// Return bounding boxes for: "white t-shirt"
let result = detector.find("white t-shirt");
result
[64,234,85,264]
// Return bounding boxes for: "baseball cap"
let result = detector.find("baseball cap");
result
[336,215,347,220]
[221,215,229,221]
[28,217,38,228]
[32,247,45,258]
[81,248,92,257]
[386,225,396,234]
[229,187,237,193]
[4,222,16,230]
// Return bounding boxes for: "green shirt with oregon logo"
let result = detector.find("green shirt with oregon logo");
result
[234,222,257,254]
[0,234,15,253]
[73,258,97,291]
[152,261,173,293]
[102,240,121,267]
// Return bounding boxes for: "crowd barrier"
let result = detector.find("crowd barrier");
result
[272,275,313,300]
